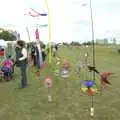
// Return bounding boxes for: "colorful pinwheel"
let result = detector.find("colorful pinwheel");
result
[60,63,71,70]
[81,80,98,96]
[44,77,52,88]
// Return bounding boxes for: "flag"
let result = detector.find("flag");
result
[39,24,48,27]
[39,13,47,16]
[24,8,47,17]
[35,28,40,40]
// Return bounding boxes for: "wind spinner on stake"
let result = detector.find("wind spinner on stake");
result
[75,60,83,78]
[60,57,71,78]
[80,52,98,96]
[59,57,71,92]
[44,76,53,102]
[75,53,87,79]
[80,63,99,117]
[87,66,113,90]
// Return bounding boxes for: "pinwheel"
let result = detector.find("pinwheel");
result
[44,77,53,102]
[81,80,98,96]
[44,77,52,88]
[60,63,71,70]
[87,66,113,88]
[100,72,113,88]
[75,61,84,76]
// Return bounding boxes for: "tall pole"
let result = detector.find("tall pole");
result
[45,0,52,65]
[89,0,95,117]
[26,27,31,42]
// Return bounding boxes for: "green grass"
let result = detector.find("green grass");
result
[0,46,120,120]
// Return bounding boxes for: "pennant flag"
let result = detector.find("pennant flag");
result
[24,8,47,17]
[30,8,47,16]
[35,28,40,40]
[39,24,48,27]
[39,13,47,16]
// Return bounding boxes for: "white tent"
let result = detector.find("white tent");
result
[0,39,7,47]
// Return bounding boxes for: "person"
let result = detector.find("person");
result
[41,44,46,62]
[15,40,28,88]
[31,44,37,66]
[1,55,13,81]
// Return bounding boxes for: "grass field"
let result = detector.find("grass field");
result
[0,46,120,120]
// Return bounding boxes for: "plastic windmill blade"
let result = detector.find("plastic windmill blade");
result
[82,80,94,88]
[87,66,99,74]
[100,72,112,85]
[81,80,98,95]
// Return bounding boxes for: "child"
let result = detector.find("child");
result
[1,56,13,81]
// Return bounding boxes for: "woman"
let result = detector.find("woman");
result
[15,40,28,88]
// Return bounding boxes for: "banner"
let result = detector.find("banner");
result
[35,28,40,40]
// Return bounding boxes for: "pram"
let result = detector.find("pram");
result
[0,57,14,81]
[1,66,13,81]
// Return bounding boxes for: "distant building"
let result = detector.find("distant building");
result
[96,39,108,44]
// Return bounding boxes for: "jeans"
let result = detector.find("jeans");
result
[36,52,43,69]
[20,64,27,88]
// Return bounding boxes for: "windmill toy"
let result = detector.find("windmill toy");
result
[44,77,53,102]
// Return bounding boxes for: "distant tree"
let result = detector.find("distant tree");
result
[103,38,108,45]
[112,38,116,44]
[70,41,81,46]
[0,29,16,41]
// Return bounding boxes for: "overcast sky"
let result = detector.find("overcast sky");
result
[0,0,120,43]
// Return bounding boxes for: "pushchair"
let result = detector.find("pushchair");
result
[0,56,14,81]
[1,66,13,81]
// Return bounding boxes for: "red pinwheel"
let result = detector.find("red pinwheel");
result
[44,77,53,88]
[60,63,71,70]
[100,72,113,88]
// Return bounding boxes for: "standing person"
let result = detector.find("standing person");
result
[15,40,28,88]
[31,44,37,66]
[41,44,46,62]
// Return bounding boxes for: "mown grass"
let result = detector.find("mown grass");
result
[0,45,120,120]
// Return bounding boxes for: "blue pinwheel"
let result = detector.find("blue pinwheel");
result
[81,80,98,95]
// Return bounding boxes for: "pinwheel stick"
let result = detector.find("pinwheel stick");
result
[44,77,53,102]
[47,88,52,102]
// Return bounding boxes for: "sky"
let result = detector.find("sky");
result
[0,0,120,44]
